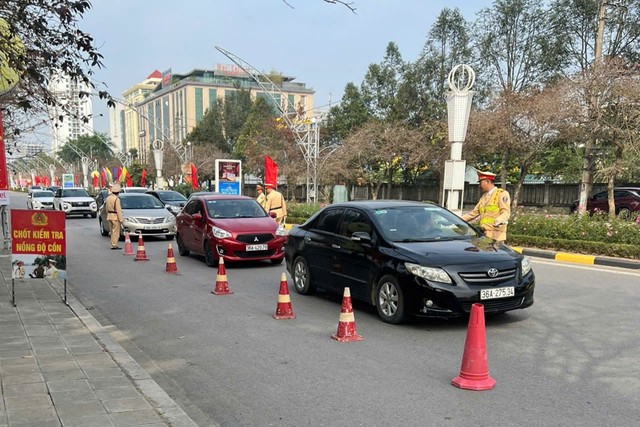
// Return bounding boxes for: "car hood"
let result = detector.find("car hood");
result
[210,217,278,233]
[60,197,95,203]
[392,237,520,266]
[122,208,172,219]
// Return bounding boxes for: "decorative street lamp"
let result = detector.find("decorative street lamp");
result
[48,164,56,186]
[81,156,90,189]
[443,64,475,216]
[30,169,36,187]
[152,139,164,189]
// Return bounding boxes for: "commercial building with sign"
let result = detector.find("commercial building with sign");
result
[132,64,315,162]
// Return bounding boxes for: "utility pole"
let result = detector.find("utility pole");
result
[578,1,607,214]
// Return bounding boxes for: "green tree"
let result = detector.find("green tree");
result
[326,82,370,142]
[56,134,116,166]
[360,42,405,122]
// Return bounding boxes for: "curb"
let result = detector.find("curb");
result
[511,247,640,270]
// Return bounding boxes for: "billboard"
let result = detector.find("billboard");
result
[215,159,242,195]
[62,173,74,188]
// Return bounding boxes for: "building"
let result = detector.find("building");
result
[108,102,125,153]
[121,70,162,162]
[133,65,315,163]
[47,73,94,151]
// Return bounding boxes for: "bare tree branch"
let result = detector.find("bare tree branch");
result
[282,0,356,13]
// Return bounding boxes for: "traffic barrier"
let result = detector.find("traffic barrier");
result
[212,257,233,295]
[273,272,295,319]
[133,235,149,261]
[164,243,178,274]
[331,287,363,342]
[452,303,496,391]
[123,232,134,256]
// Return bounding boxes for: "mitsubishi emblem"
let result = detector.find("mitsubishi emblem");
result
[487,268,499,278]
[254,237,259,242]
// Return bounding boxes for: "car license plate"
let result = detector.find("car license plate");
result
[246,244,268,251]
[480,287,515,300]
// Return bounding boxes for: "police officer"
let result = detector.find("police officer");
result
[264,183,287,225]
[256,184,267,210]
[105,183,124,249]
[462,171,511,244]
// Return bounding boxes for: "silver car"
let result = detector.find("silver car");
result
[53,187,98,218]
[99,193,176,240]
[27,190,55,210]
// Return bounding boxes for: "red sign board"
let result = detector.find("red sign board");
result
[11,210,66,256]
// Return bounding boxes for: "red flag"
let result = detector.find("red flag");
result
[190,163,198,189]
[140,168,147,187]
[264,155,278,186]
[92,175,98,188]
[126,170,132,187]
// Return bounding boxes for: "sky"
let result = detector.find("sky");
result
[82,0,491,134]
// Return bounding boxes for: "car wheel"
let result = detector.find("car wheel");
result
[204,241,216,267]
[166,235,175,241]
[292,256,315,295]
[617,208,631,219]
[99,219,109,236]
[375,274,406,324]
[176,234,190,256]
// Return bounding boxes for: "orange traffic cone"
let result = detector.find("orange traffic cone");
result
[164,244,179,274]
[212,257,233,295]
[452,303,496,391]
[273,272,295,319]
[133,235,149,261]
[123,232,134,256]
[331,287,363,342]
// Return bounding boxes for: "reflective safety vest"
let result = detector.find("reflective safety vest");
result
[478,189,504,227]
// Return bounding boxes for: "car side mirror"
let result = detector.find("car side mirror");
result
[351,231,371,243]
[192,213,203,222]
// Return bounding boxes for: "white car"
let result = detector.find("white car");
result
[27,190,55,210]
[53,187,98,218]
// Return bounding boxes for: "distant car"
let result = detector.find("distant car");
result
[285,200,535,324]
[27,190,55,210]
[99,193,176,240]
[95,188,109,209]
[186,190,220,200]
[121,186,149,194]
[175,194,288,266]
[146,190,188,215]
[569,187,640,218]
[46,186,60,193]
[27,185,43,195]
[53,187,98,218]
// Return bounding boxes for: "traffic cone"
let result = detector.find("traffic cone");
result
[133,235,149,261]
[123,232,134,256]
[212,257,233,295]
[331,287,363,342]
[452,303,496,391]
[164,244,179,274]
[273,272,295,320]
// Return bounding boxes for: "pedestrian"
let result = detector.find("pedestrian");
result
[105,182,124,250]
[256,184,267,210]
[264,183,287,225]
[461,170,511,244]
[44,259,58,278]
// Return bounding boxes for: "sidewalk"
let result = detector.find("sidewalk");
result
[0,250,200,427]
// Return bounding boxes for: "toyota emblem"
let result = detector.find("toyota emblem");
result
[487,268,499,278]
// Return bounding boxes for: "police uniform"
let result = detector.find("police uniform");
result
[256,184,267,210]
[105,183,124,249]
[264,184,287,225]
[462,171,511,242]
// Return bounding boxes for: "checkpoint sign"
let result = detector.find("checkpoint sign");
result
[11,209,66,256]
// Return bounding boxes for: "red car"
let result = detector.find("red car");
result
[175,194,288,266]
[570,187,640,218]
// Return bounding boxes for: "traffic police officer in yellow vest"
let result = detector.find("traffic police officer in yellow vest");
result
[462,171,511,243]
[264,183,287,225]
[105,183,124,250]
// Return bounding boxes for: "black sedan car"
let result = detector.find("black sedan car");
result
[285,200,535,324]
[146,190,188,215]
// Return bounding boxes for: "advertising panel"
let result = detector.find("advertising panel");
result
[62,173,74,188]
[215,159,242,195]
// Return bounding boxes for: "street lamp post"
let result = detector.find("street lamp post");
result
[443,64,475,216]
[81,156,90,190]
[152,139,164,189]
[48,164,56,186]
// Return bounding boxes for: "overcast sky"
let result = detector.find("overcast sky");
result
[83,0,490,134]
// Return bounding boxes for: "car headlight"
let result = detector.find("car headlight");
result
[521,256,532,277]
[212,226,232,239]
[33,200,42,208]
[164,215,176,223]
[62,202,70,210]
[405,262,452,284]
[90,202,97,210]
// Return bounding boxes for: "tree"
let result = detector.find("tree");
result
[56,134,116,167]
[326,82,370,142]
[361,42,405,122]
[0,0,113,135]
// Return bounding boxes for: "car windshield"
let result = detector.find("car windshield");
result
[33,191,54,198]
[205,199,268,219]
[62,189,90,197]
[158,191,187,202]
[372,206,479,242]
[120,195,165,209]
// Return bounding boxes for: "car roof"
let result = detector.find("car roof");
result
[326,200,437,210]
[194,194,252,201]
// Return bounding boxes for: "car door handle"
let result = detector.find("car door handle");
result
[331,243,341,249]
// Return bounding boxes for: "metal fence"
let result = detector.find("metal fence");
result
[240,182,639,208]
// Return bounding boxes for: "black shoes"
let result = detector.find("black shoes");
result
[110,246,122,250]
